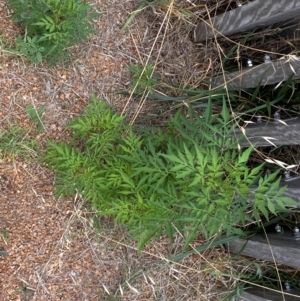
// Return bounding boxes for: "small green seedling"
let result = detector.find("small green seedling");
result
[26,105,45,133]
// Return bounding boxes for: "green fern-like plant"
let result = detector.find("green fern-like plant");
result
[8,0,97,64]
[45,95,296,251]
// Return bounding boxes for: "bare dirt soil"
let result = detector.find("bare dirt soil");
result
[0,1,240,300]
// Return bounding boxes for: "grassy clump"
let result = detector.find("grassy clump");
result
[44,95,295,251]
[7,0,97,64]
[0,125,37,159]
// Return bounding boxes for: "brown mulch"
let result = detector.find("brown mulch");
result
[0,1,239,300]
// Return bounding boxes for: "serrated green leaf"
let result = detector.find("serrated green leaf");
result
[264,169,281,185]
[257,201,269,220]
[207,203,215,214]
[161,153,184,164]
[170,164,187,172]
[119,170,134,187]
[267,199,276,215]
[256,193,265,200]
[183,143,194,166]
[176,169,194,179]
[189,175,201,187]
[238,147,253,164]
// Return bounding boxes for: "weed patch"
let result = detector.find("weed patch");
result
[8,0,97,64]
[45,95,295,251]
[0,125,37,159]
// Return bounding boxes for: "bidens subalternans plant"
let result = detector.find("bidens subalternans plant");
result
[8,0,97,64]
[45,95,295,251]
